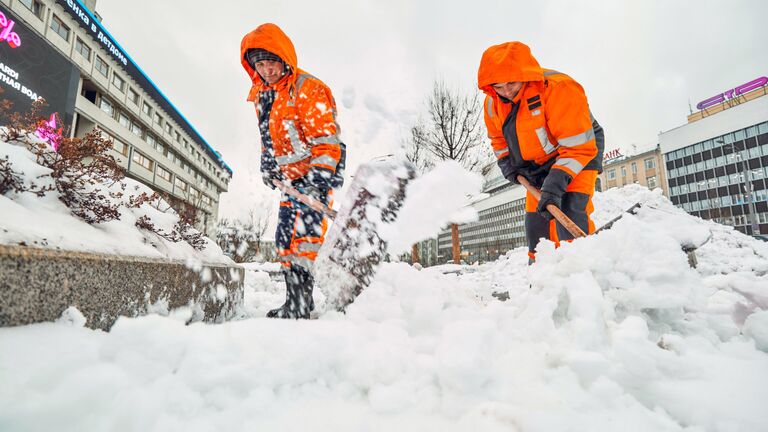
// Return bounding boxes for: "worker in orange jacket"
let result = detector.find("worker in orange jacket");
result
[478,42,604,262]
[241,23,346,318]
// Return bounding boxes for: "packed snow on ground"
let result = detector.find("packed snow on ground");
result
[2,183,768,431]
[0,135,231,264]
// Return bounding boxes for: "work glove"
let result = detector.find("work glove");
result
[262,170,280,190]
[498,157,552,189]
[536,169,572,221]
[261,149,281,190]
[303,167,333,201]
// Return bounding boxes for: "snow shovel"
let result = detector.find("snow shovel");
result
[517,175,587,238]
[274,158,416,311]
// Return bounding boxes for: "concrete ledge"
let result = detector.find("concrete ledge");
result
[0,245,244,330]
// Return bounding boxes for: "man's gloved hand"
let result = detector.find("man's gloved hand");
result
[262,170,280,190]
[536,169,572,221]
[498,157,553,188]
[304,167,332,201]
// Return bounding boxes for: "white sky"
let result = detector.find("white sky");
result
[97,0,768,221]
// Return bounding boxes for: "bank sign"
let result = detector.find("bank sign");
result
[0,5,78,126]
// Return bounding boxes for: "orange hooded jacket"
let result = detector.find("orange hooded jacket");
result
[241,23,342,181]
[478,42,602,181]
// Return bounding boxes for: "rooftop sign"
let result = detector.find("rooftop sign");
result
[696,76,768,110]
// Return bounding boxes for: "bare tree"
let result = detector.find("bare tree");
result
[216,205,273,263]
[407,80,490,264]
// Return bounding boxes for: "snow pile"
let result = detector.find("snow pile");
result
[1,185,767,431]
[0,135,231,264]
[381,160,483,254]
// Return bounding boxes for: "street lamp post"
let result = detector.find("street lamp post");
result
[718,139,761,235]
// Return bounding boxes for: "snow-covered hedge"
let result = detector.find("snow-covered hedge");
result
[0,112,231,264]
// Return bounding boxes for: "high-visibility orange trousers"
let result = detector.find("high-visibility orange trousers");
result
[524,170,597,262]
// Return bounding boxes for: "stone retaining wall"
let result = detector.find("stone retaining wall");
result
[0,245,244,330]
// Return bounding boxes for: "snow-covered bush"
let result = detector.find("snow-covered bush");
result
[0,98,227,261]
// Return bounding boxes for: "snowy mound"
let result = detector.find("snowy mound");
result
[2,185,767,431]
[0,134,231,264]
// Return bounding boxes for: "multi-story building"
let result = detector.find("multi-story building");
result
[0,0,232,234]
[659,76,768,236]
[437,163,527,264]
[598,146,668,196]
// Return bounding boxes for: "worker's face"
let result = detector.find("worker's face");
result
[254,60,285,85]
[492,82,524,100]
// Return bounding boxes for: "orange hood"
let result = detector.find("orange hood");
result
[477,42,544,95]
[240,23,298,99]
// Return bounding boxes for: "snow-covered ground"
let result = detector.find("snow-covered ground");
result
[2,186,768,431]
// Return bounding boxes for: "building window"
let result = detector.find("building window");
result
[130,121,143,137]
[165,123,172,134]
[118,112,130,129]
[142,102,152,117]
[174,177,188,192]
[644,158,655,170]
[176,131,182,143]
[647,176,657,189]
[94,56,109,77]
[50,15,70,41]
[607,169,616,180]
[621,166,627,177]
[99,97,114,117]
[154,113,163,126]
[75,38,91,61]
[202,195,211,206]
[157,165,172,182]
[112,140,128,156]
[132,151,153,171]
[146,134,156,148]
[111,74,125,92]
[631,162,637,174]
[128,88,139,105]
[19,0,44,18]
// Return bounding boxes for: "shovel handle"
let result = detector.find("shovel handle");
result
[517,175,586,239]
[273,180,337,219]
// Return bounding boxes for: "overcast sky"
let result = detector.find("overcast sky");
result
[97,0,768,221]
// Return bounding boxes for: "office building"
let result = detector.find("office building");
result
[437,163,527,264]
[0,0,232,234]
[659,76,768,236]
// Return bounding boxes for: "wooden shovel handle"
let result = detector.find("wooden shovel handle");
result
[273,180,337,219]
[517,175,587,239]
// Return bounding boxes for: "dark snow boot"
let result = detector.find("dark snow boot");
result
[266,265,315,319]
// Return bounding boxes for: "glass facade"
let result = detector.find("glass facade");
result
[436,176,528,264]
[664,121,768,235]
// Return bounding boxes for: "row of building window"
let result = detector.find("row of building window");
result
[679,189,768,211]
[39,6,228,184]
[606,157,656,180]
[711,213,768,227]
[130,150,212,207]
[670,167,768,196]
[98,95,219,191]
[665,121,768,162]
[668,144,768,179]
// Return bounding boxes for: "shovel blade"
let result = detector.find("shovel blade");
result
[315,158,416,311]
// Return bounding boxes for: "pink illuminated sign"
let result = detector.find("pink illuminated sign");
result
[0,11,21,48]
[36,113,63,151]
[696,76,768,110]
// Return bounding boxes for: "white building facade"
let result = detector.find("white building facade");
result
[0,0,232,234]
[659,80,768,236]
